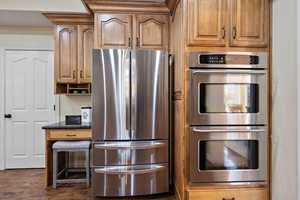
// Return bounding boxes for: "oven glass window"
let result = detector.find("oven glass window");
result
[199,83,259,113]
[199,140,259,170]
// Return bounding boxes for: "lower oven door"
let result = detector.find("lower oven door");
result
[92,164,169,197]
[189,69,267,125]
[190,126,268,184]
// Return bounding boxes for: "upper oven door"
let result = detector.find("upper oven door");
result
[189,52,268,69]
[189,126,268,184]
[189,69,267,125]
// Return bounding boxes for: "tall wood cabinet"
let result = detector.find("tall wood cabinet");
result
[95,13,169,50]
[187,0,227,47]
[230,0,269,47]
[55,24,94,84]
[55,25,78,83]
[78,25,94,83]
[186,0,269,48]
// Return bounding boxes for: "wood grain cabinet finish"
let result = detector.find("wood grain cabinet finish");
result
[135,15,168,50]
[230,0,269,47]
[55,25,78,83]
[95,14,132,48]
[78,25,94,83]
[187,188,267,200]
[186,0,269,48]
[187,0,227,47]
[55,25,94,84]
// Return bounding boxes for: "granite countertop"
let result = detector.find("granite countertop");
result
[42,121,91,129]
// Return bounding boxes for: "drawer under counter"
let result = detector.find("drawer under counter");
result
[47,129,91,140]
[187,188,267,200]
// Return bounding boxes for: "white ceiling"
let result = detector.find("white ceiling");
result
[0,0,88,13]
[0,11,53,27]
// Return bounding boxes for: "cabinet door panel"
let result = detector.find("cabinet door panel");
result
[95,14,132,48]
[135,15,168,50]
[230,0,269,47]
[55,25,77,83]
[78,25,93,83]
[187,0,227,47]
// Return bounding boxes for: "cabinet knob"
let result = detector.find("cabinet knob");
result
[80,70,83,79]
[73,70,76,79]
[136,37,140,47]
[232,26,237,39]
[222,198,235,200]
[128,37,132,48]
[221,26,226,39]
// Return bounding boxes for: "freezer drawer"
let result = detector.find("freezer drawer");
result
[92,140,168,166]
[92,164,169,197]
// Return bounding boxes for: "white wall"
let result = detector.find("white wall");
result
[272,0,298,199]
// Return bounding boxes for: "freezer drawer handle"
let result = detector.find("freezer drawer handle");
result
[192,128,265,133]
[94,141,166,150]
[94,165,166,175]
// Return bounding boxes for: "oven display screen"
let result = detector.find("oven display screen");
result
[199,83,259,113]
[200,55,226,64]
[199,55,259,65]
[199,140,259,170]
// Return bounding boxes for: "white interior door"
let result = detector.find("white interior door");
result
[5,50,55,169]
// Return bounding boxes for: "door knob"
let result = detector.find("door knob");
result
[4,114,12,118]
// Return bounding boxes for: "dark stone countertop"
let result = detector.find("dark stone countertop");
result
[42,121,91,129]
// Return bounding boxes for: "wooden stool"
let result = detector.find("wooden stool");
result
[52,141,91,188]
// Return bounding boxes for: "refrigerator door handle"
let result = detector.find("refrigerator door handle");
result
[94,141,167,150]
[94,164,167,175]
[124,49,131,133]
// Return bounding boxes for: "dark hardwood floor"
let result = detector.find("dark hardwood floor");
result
[0,169,176,200]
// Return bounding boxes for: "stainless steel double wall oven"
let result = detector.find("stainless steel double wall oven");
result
[189,52,268,185]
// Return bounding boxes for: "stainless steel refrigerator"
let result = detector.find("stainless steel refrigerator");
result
[91,49,169,197]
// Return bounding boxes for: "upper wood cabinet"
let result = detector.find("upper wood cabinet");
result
[78,25,94,83]
[55,25,94,84]
[186,0,269,48]
[135,15,168,50]
[55,25,78,83]
[230,0,269,47]
[95,14,132,48]
[95,13,169,50]
[187,0,227,47]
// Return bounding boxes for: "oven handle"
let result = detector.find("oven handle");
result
[192,128,266,133]
[191,70,267,74]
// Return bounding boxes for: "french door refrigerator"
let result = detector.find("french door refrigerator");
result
[92,49,169,197]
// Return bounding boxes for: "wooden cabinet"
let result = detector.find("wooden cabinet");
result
[230,0,269,47]
[187,0,227,47]
[187,188,267,200]
[55,25,94,85]
[95,14,132,48]
[186,0,269,48]
[95,13,168,50]
[78,25,94,83]
[135,15,168,50]
[55,25,78,83]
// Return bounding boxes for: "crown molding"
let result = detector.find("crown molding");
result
[43,13,94,25]
[82,0,170,14]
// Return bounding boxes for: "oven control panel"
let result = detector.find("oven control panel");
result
[189,52,268,69]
